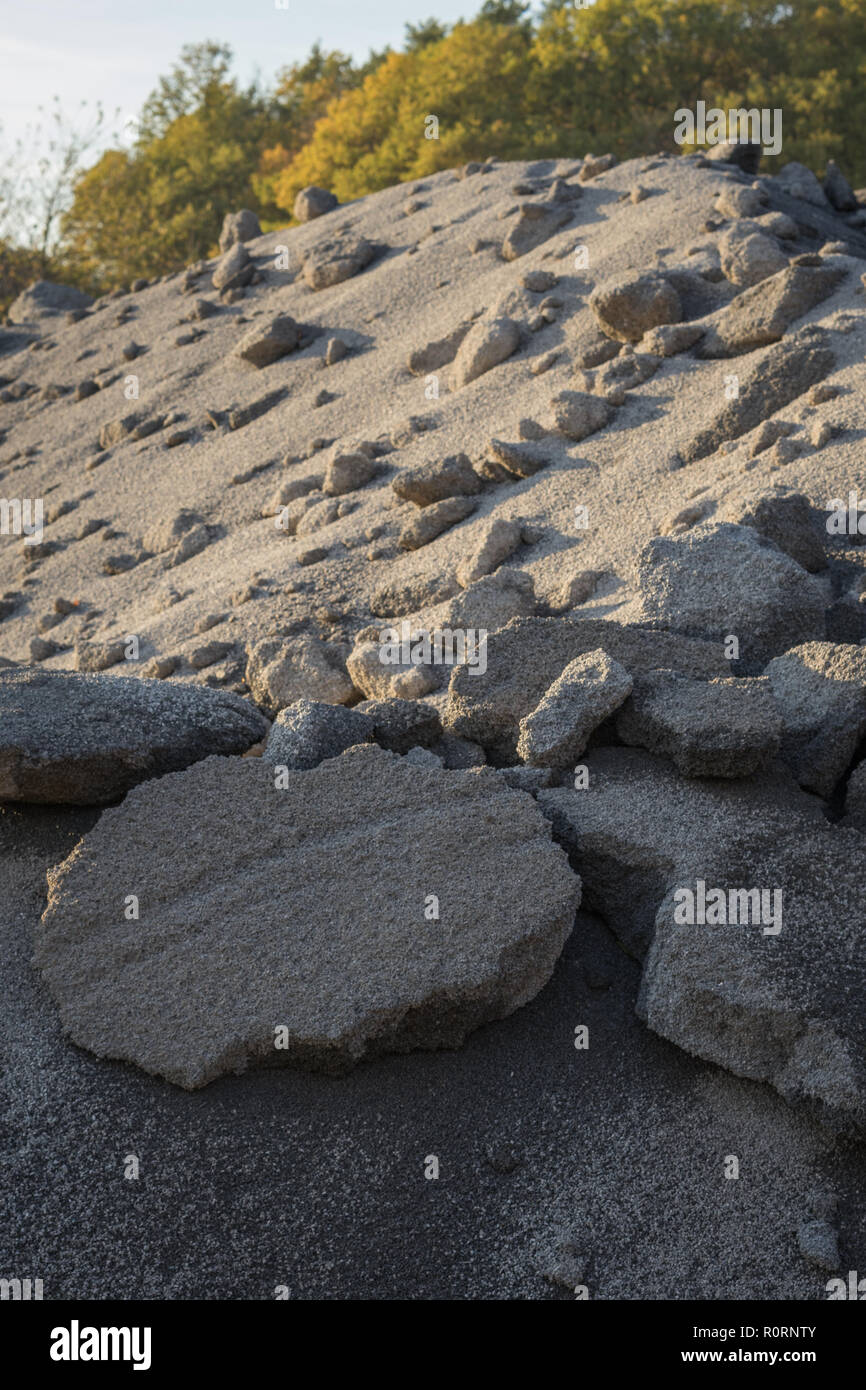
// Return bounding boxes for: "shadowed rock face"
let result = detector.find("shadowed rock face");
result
[35,744,581,1088]
[541,748,866,1135]
[0,666,267,804]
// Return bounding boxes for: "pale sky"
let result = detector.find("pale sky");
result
[0,0,519,147]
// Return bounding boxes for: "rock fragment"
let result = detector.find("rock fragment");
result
[35,745,581,1087]
[0,667,266,804]
[517,650,633,767]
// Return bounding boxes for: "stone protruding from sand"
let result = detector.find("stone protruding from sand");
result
[36,745,582,1087]
[615,671,782,777]
[407,320,474,375]
[0,667,267,804]
[452,316,521,386]
[717,488,826,573]
[246,635,355,715]
[502,200,573,261]
[293,186,338,222]
[717,226,787,288]
[631,522,825,671]
[303,234,376,290]
[547,390,611,440]
[517,649,633,766]
[391,453,482,507]
[683,331,837,462]
[699,264,846,356]
[456,518,523,588]
[398,496,476,550]
[539,748,866,1135]
[640,822,866,1135]
[354,698,442,754]
[589,273,681,342]
[218,210,262,253]
[212,242,254,292]
[823,160,857,212]
[235,314,302,367]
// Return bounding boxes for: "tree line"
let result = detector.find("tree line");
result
[2,0,864,314]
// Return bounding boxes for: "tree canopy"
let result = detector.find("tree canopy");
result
[1,0,864,312]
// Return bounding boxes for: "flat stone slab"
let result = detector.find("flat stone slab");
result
[615,670,781,777]
[540,749,866,1133]
[36,745,581,1087]
[0,667,267,805]
[631,523,825,671]
[445,616,729,761]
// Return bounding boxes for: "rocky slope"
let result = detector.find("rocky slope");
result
[2,148,866,1299]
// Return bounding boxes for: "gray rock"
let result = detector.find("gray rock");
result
[843,760,866,831]
[7,280,93,324]
[498,765,555,794]
[354,698,442,754]
[433,734,486,769]
[236,314,302,367]
[545,569,600,613]
[798,1219,841,1271]
[392,453,482,507]
[639,323,705,357]
[452,316,521,387]
[616,670,781,777]
[501,200,573,261]
[715,184,767,220]
[35,745,581,1086]
[717,488,826,573]
[0,666,266,805]
[632,523,825,671]
[407,321,473,375]
[218,209,262,253]
[456,518,523,588]
[764,642,866,798]
[303,234,376,290]
[579,152,616,180]
[540,747,822,959]
[639,821,866,1135]
[403,746,443,768]
[589,273,681,342]
[445,616,729,761]
[246,635,355,715]
[547,390,611,441]
[212,243,255,292]
[521,270,558,292]
[705,141,762,174]
[773,161,830,208]
[517,650,633,767]
[189,641,233,669]
[699,264,846,356]
[487,438,549,478]
[75,639,127,672]
[347,634,439,702]
[323,451,377,496]
[823,161,857,213]
[683,331,837,462]
[398,496,476,550]
[293,186,338,222]
[717,226,787,288]
[263,700,373,769]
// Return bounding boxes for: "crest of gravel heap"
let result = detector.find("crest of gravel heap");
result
[0,667,267,804]
[35,744,581,1087]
